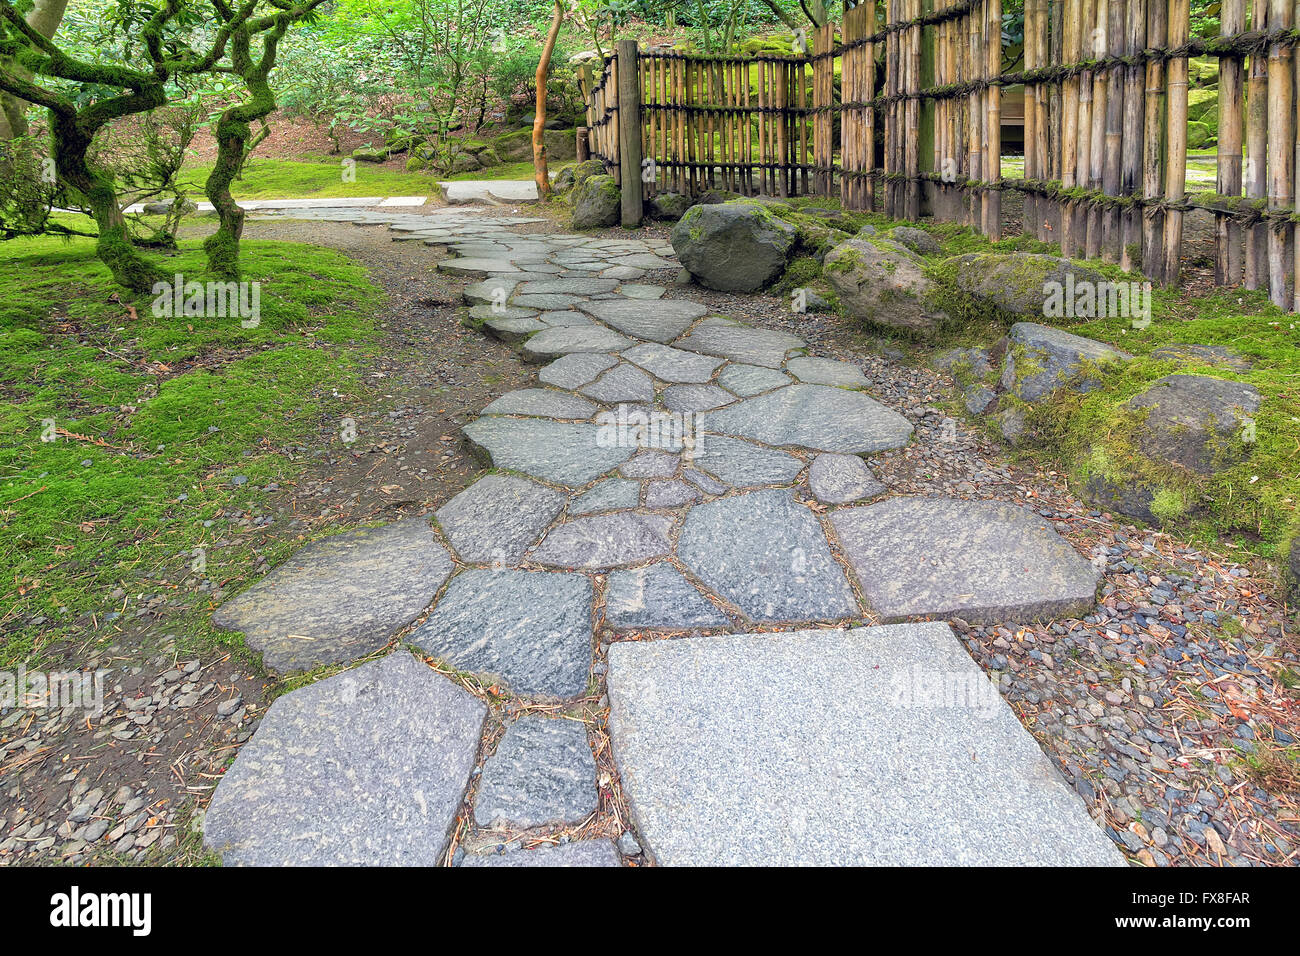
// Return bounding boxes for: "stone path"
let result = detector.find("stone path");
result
[203,203,1123,866]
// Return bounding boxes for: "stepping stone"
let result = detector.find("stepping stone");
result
[463,277,521,305]
[212,518,453,673]
[605,563,729,630]
[463,417,633,486]
[603,266,647,280]
[717,363,792,396]
[481,315,544,343]
[473,716,598,828]
[808,453,885,504]
[622,342,723,383]
[570,478,641,514]
[411,568,593,699]
[581,299,708,343]
[435,473,566,565]
[785,356,868,388]
[538,352,619,389]
[460,841,621,867]
[580,363,655,403]
[689,435,802,487]
[619,450,679,478]
[203,652,485,865]
[644,479,701,508]
[703,384,913,454]
[522,326,634,363]
[609,253,678,269]
[618,283,667,299]
[674,319,805,368]
[538,310,593,327]
[676,489,857,622]
[529,513,674,570]
[595,406,686,452]
[482,388,597,419]
[513,293,587,311]
[605,625,1126,866]
[682,467,728,496]
[438,257,526,277]
[662,384,736,414]
[830,497,1100,624]
[518,277,620,295]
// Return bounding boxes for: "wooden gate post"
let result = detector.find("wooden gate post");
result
[576,127,590,162]
[617,39,643,227]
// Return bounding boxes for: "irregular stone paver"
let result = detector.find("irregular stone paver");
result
[674,319,805,368]
[830,497,1100,623]
[579,363,655,402]
[411,568,593,699]
[538,310,593,327]
[513,293,588,311]
[807,453,885,504]
[518,277,619,295]
[704,384,913,454]
[438,257,525,277]
[212,518,453,673]
[606,626,1126,866]
[538,352,618,389]
[785,356,868,388]
[435,473,566,565]
[463,276,521,304]
[644,479,701,508]
[619,283,666,299]
[570,477,641,514]
[676,489,857,621]
[529,513,674,570]
[473,716,598,828]
[460,841,621,867]
[621,342,723,383]
[463,417,633,486]
[619,450,679,478]
[717,362,792,395]
[605,564,729,630]
[662,384,736,413]
[204,652,485,865]
[481,388,597,419]
[481,315,544,343]
[580,299,707,343]
[689,435,802,487]
[522,325,633,363]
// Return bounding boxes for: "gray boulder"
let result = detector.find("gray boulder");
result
[890,225,942,256]
[1000,322,1131,403]
[352,147,389,163]
[571,174,621,229]
[823,236,945,332]
[950,252,1105,320]
[648,192,692,220]
[1124,374,1261,475]
[670,201,796,292]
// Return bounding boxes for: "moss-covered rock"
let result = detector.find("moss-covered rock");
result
[647,191,693,221]
[1187,120,1213,149]
[571,159,606,187]
[999,322,1133,403]
[944,252,1106,322]
[889,225,942,256]
[571,173,621,229]
[669,201,796,291]
[823,236,946,333]
[491,127,577,163]
[352,147,389,163]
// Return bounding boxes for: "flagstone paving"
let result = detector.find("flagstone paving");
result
[206,204,1117,867]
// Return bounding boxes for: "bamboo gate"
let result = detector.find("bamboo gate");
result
[578,0,1300,310]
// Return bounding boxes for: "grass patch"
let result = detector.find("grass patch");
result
[179,156,446,200]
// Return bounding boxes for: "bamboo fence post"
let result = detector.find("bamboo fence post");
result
[1076,0,1095,256]
[1086,0,1108,257]
[1217,0,1246,284]
[1101,0,1125,261]
[617,40,642,226]
[985,0,1002,238]
[1294,0,1300,308]
[1062,0,1082,255]
[1024,0,1040,237]
[1266,0,1294,306]
[1246,0,1268,288]
[1120,0,1146,270]
[1161,0,1190,284]
[1141,0,1167,278]
[906,0,922,220]
[968,1,984,227]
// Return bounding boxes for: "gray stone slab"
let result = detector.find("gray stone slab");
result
[622,342,724,383]
[539,310,594,327]
[204,652,485,865]
[703,384,913,454]
[676,489,857,622]
[473,716,598,828]
[830,497,1100,624]
[785,356,868,388]
[606,625,1126,866]
[609,253,678,269]
[643,479,701,509]
[619,450,679,478]
[529,512,674,570]
[807,453,885,504]
[618,283,667,299]
[463,277,521,305]
[435,473,566,566]
[674,319,805,368]
[580,299,708,343]
[482,388,597,419]
[579,363,655,403]
[522,326,634,363]
[605,563,729,630]
[481,315,545,343]
[212,518,453,673]
[460,841,621,867]
[438,257,526,277]
[518,277,620,295]
[411,568,593,699]
[662,384,736,414]
[688,435,802,487]
[538,352,619,389]
[570,478,641,514]
[716,363,792,396]
[513,293,588,311]
[463,417,633,486]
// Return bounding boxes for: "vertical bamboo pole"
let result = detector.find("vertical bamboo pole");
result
[1101,0,1125,261]
[1161,0,1190,284]
[1218,0,1246,284]
[1266,0,1294,306]
[1245,0,1268,288]
[1294,0,1300,308]
[1062,0,1082,255]
[985,0,1002,238]
[906,0,922,220]
[1086,0,1109,257]
[1024,0,1040,237]
[617,40,642,226]
[968,1,984,227]
[1076,0,1096,255]
[1142,0,1168,278]
[1120,0,1146,270]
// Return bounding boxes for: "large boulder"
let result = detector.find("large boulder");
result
[1124,374,1261,475]
[889,225,942,256]
[492,127,577,163]
[823,236,945,332]
[1000,322,1132,403]
[647,192,692,221]
[949,252,1105,320]
[670,201,796,292]
[571,174,621,229]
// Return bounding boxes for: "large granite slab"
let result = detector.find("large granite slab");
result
[473,716,598,828]
[673,319,805,368]
[463,417,633,486]
[529,512,674,570]
[581,299,707,343]
[460,841,621,867]
[435,473,566,565]
[703,384,913,454]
